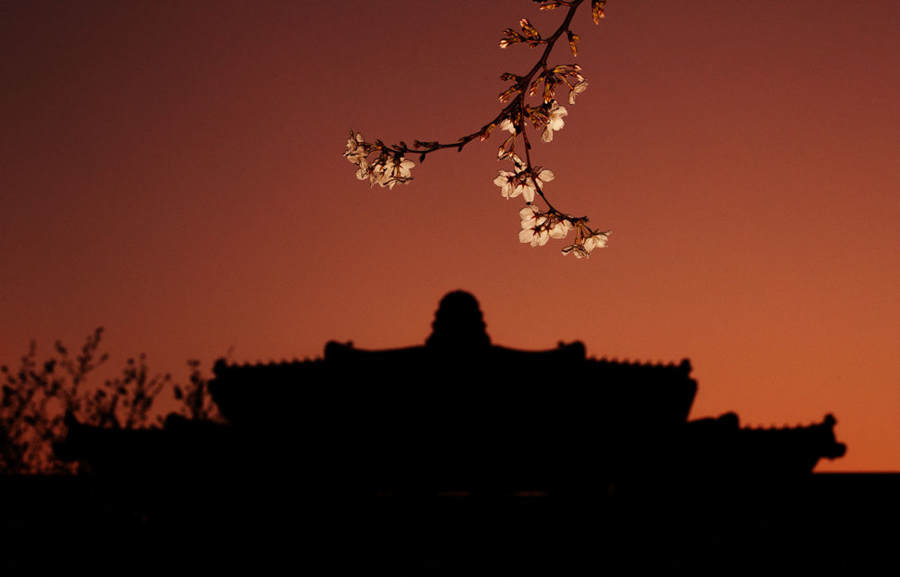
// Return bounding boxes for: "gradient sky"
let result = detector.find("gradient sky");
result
[2,0,898,471]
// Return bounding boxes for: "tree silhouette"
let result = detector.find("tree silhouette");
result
[1,328,219,475]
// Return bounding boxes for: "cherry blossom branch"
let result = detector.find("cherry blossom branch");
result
[344,0,611,258]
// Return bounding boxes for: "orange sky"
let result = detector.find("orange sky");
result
[2,0,898,471]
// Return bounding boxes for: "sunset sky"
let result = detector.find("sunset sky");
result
[2,0,898,471]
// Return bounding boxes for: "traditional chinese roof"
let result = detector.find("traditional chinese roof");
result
[209,291,698,434]
[671,412,847,476]
[56,290,846,495]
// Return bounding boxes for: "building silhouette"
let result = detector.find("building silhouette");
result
[207,289,845,494]
[45,290,871,571]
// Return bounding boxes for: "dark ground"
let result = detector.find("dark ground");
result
[2,473,897,572]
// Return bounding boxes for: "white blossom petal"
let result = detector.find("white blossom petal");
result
[532,229,550,247]
[568,81,588,105]
[494,171,513,187]
[584,232,610,251]
[549,219,571,239]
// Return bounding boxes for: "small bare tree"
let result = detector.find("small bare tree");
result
[173,359,219,421]
[1,328,219,475]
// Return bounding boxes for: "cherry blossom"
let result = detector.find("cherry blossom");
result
[519,225,550,247]
[519,205,546,230]
[358,158,383,186]
[561,244,590,259]
[374,157,414,189]
[494,166,554,203]
[344,132,368,164]
[562,230,610,258]
[568,80,588,105]
[354,159,370,181]
[518,205,551,246]
[383,157,414,180]
[499,118,517,134]
[344,0,613,258]
[493,170,518,198]
[541,101,568,142]
[548,216,572,239]
[535,167,554,183]
[584,231,609,251]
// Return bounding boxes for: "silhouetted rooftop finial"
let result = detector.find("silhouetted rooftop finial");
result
[426,290,491,349]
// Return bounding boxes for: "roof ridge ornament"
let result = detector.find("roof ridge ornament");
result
[425,290,491,350]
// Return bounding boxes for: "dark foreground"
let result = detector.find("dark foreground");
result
[2,473,897,572]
